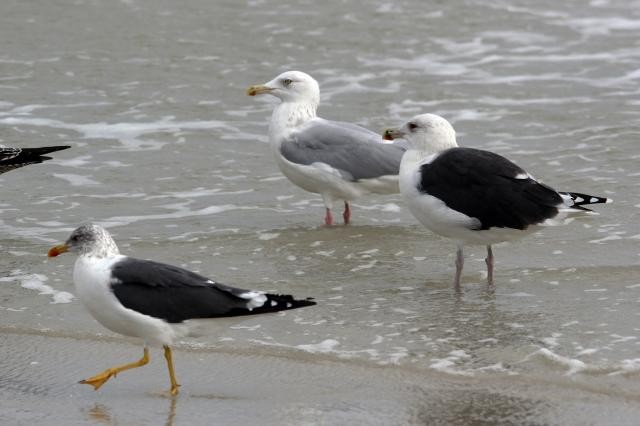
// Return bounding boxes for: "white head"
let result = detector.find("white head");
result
[48,223,120,258]
[383,113,458,153]
[247,70,320,107]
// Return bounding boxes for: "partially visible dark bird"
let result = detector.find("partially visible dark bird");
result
[0,145,70,175]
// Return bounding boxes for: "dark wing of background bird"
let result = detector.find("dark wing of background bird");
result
[110,258,314,323]
[418,147,563,230]
[0,146,70,175]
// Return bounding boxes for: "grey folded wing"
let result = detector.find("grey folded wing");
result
[280,119,405,181]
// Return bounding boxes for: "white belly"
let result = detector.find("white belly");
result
[273,152,365,205]
[399,154,530,246]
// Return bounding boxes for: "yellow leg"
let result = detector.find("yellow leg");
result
[80,347,150,391]
[163,345,181,396]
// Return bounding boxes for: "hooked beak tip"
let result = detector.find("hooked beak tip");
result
[383,129,396,141]
[246,85,272,96]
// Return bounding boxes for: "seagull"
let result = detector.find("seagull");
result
[0,145,70,175]
[247,70,405,226]
[383,113,612,288]
[47,224,316,395]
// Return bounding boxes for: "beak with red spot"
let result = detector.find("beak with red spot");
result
[48,243,69,257]
[382,128,405,141]
[246,84,274,96]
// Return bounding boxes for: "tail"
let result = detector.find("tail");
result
[227,292,316,317]
[559,191,612,211]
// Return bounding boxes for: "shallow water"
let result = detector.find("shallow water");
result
[1,0,639,424]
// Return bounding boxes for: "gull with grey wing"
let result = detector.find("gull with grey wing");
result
[248,70,404,226]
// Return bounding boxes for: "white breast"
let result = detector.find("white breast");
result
[400,152,480,240]
[399,151,534,245]
[73,255,181,346]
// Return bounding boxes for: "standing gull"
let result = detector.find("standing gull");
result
[0,145,70,175]
[247,71,404,226]
[383,113,611,288]
[48,224,316,395]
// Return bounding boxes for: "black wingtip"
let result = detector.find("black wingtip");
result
[40,145,71,154]
[560,191,612,209]
[30,145,71,155]
[293,297,317,308]
[277,294,316,308]
[258,294,316,313]
[0,145,72,175]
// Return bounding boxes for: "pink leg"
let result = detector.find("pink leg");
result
[342,201,351,225]
[454,246,464,289]
[485,245,494,286]
[324,208,333,226]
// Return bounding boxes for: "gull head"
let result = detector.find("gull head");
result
[247,70,320,106]
[48,223,120,258]
[383,113,458,153]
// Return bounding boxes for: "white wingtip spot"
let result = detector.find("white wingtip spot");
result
[575,197,584,203]
[590,197,599,203]
[239,291,267,310]
[270,300,277,307]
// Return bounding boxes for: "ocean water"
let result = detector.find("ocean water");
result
[1,0,639,424]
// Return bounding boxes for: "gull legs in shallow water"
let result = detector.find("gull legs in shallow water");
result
[454,246,464,289]
[485,245,494,286]
[342,201,351,225]
[324,208,333,226]
[79,346,181,395]
[324,202,351,226]
[453,245,495,288]
[80,347,150,391]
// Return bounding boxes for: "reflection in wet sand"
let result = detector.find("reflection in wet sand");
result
[85,397,178,426]
[85,404,112,425]
[409,388,548,425]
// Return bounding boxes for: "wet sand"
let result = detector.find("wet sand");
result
[1,329,639,425]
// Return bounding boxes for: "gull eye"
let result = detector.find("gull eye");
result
[282,78,293,87]
[408,122,418,131]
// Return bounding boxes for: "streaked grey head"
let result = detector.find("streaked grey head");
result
[384,113,458,153]
[65,224,119,257]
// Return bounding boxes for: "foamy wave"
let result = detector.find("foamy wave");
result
[296,339,340,353]
[429,350,474,376]
[0,116,236,151]
[0,272,74,304]
[99,203,239,227]
[523,348,640,377]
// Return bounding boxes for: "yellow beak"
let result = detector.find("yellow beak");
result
[48,243,69,257]
[246,84,273,96]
